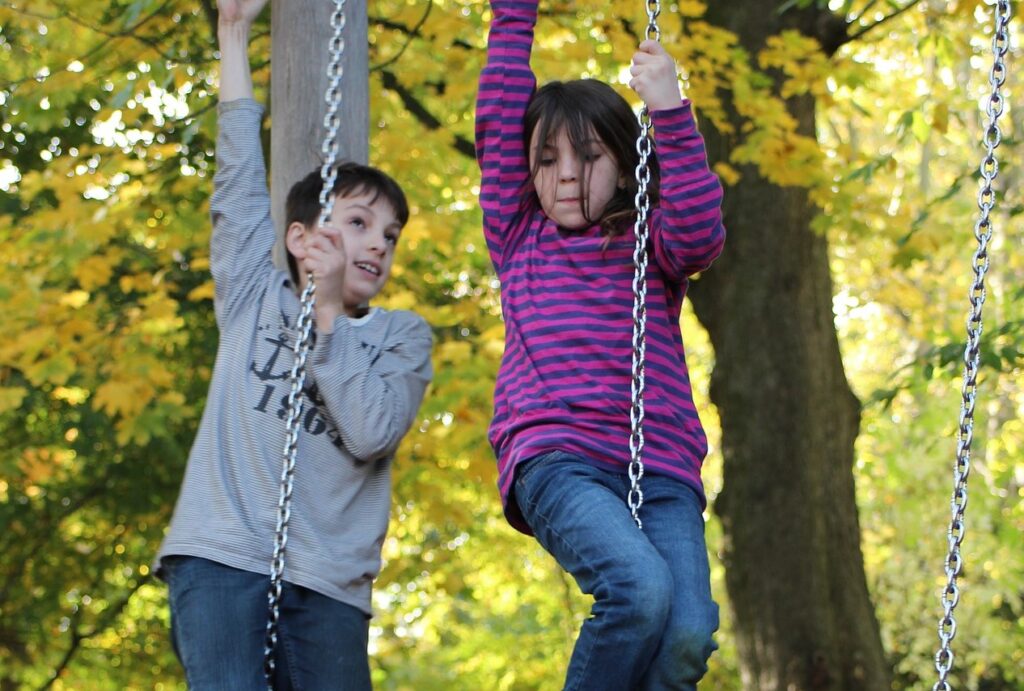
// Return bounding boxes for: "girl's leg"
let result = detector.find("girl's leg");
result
[276,582,372,691]
[514,451,674,691]
[636,476,719,691]
[163,556,268,690]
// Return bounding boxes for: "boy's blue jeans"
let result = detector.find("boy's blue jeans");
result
[514,450,719,691]
[163,555,371,691]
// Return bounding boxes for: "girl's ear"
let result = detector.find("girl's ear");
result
[284,221,309,260]
[618,172,627,190]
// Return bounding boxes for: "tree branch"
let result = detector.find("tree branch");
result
[851,0,881,24]
[846,0,925,45]
[38,576,151,691]
[1,0,207,92]
[378,71,476,160]
[198,0,218,39]
[370,2,433,72]
[58,0,180,60]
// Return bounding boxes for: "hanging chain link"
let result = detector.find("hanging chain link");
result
[263,0,348,686]
[627,0,661,530]
[932,2,1011,689]
[262,279,315,687]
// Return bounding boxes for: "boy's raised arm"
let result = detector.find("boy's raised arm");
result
[216,0,267,102]
[208,0,275,325]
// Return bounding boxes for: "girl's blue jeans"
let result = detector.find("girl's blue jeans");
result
[162,555,372,691]
[514,450,719,691]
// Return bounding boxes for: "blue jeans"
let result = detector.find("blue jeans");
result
[514,451,719,691]
[163,556,371,690]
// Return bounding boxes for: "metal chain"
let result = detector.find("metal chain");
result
[262,279,315,687]
[263,0,348,686]
[627,0,661,530]
[932,2,1011,689]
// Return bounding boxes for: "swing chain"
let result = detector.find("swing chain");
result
[263,0,348,686]
[263,279,316,685]
[932,2,1011,689]
[316,0,349,232]
[627,0,662,530]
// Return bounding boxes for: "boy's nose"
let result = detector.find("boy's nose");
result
[367,231,387,253]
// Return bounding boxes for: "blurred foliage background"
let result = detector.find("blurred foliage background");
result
[0,0,1020,688]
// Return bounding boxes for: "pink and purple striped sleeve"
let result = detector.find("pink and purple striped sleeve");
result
[475,0,539,269]
[648,105,726,280]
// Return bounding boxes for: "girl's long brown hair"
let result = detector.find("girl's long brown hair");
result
[523,79,660,238]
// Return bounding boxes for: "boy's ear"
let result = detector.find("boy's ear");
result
[284,221,309,260]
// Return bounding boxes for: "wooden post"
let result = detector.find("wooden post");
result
[269,0,369,263]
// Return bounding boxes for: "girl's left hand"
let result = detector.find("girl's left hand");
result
[628,40,683,111]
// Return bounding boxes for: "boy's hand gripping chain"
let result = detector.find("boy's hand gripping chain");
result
[263,0,348,686]
[932,3,1010,689]
[628,0,661,530]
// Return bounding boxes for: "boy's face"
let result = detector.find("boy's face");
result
[333,191,402,310]
[291,191,402,315]
[529,125,623,230]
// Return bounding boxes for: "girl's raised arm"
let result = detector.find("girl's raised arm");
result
[475,0,540,263]
[648,104,726,280]
[630,39,724,279]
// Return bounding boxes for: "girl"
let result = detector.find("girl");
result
[475,1,725,689]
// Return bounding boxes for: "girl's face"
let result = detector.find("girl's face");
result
[529,125,624,230]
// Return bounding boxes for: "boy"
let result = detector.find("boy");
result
[155,0,433,688]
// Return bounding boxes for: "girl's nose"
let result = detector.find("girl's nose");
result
[558,161,578,182]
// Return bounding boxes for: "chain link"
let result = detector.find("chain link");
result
[262,279,316,686]
[627,0,661,530]
[932,2,1011,689]
[263,0,348,686]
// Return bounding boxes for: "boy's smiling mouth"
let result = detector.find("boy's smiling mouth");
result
[354,261,381,276]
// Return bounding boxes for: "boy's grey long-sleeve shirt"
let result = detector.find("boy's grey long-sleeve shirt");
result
[157,99,433,615]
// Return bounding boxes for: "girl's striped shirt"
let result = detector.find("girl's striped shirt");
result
[476,0,725,534]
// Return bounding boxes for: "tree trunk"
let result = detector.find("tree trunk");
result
[270,0,369,242]
[687,3,892,688]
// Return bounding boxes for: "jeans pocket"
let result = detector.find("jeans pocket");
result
[514,450,564,498]
[159,555,182,587]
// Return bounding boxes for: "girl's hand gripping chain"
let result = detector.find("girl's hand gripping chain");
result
[628,40,683,111]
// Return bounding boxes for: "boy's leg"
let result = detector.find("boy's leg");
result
[276,582,372,691]
[164,555,268,690]
[514,451,674,691]
[636,476,719,691]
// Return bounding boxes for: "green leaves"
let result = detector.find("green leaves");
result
[1,0,1021,688]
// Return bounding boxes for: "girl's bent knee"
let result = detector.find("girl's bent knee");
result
[602,562,674,634]
[664,624,717,665]
[643,623,717,689]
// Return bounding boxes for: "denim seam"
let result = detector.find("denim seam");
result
[548,518,612,690]
[519,475,613,691]
[165,566,198,689]
[166,586,183,676]
[279,597,301,691]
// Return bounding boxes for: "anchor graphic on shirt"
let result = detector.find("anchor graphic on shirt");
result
[251,305,326,382]
[251,330,292,382]
[250,321,345,450]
